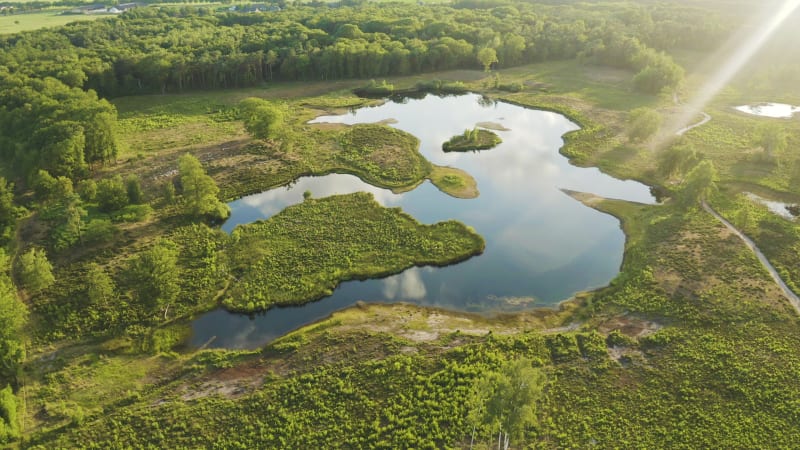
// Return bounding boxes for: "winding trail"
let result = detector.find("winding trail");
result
[702,201,800,314]
[676,112,711,136]
[673,106,800,313]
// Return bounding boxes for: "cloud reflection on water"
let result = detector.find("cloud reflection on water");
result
[382,268,427,301]
[193,93,657,349]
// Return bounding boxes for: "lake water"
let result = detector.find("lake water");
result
[745,192,798,220]
[734,103,800,118]
[191,93,655,349]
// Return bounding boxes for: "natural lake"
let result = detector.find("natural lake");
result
[191,93,655,349]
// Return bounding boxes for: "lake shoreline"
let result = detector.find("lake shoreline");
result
[192,93,655,349]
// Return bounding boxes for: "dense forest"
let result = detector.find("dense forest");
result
[1,3,706,96]
[0,2,717,186]
[0,0,799,447]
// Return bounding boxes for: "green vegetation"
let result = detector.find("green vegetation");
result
[0,74,119,182]
[477,47,498,72]
[753,121,788,159]
[239,97,286,140]
[658,139,702,179]
[0,251,24,445]
[0,384,19,443]
[415,79,468,94]
[442,128,502,152]
[95,176,128,213]
[712,190,800,299]
[469,358,546,449]
[126,239,181,319]
[0,0,799,447]
[178,153,230,221]
[679,160,718,206]
[16,248,54,293]
[335,124,431,191]
[626,107,662,143]
[24,195,800,447]
[224,192,485,311]
[0,11,104,35]
[359,79,395,96]
[428,166,479,199]
[0,2,697,98]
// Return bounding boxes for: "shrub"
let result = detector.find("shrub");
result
[96,176,128,212]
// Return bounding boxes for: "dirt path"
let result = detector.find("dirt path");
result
[703,201,800,314]
[670,106,800,313]
[676,112,711,136]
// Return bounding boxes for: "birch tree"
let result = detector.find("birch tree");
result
[469,358,547,449]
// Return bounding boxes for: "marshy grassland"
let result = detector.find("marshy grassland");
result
[5,1,800,447]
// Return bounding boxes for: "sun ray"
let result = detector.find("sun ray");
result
[666,0,800,142]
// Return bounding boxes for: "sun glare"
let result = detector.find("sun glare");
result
[669,0,800,139]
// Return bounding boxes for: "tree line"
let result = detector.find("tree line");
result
[0,2,727,99]
[0,1,731,193]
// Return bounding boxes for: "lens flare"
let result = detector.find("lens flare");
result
[666,0,800,140]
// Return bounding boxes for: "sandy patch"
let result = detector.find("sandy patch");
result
[476,121,510,131]
[561,189,605,207]
[598,315,663,339]
[179,365,267,401]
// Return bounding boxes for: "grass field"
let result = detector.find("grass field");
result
[16,51,800,447]
[0,11,108,34]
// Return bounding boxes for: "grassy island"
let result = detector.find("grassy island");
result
[335,124,432,191]
[6,0,800,448]
[442,128,502,152]
[333,124,480,199]
[428,166,479,199]
[223,192,484,311]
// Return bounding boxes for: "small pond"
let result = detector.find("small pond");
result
[191,93,655,349]
[745,192,799,220]
[734,103,800,118]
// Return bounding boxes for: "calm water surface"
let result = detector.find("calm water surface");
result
[192,94,655,349]
[744,192,798,220]
[734,103,800,118]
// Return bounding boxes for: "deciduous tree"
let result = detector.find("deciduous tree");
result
[477,47,498,72]
[96,176,128,212]
[178,154,230,220]
[127,239,180,319]
[125,174,144,204]
[469,358,547,450]
[679,160,717,207]
[0,179,15,242]
[239,98,285,140]
[86,263,115,306]
[627,107,662,142]
[754,122,788,158]
[16,248,54,293]
[0,249,25,385]
[658,140,701,178]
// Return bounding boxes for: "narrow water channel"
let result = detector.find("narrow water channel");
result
[191,93,655,349]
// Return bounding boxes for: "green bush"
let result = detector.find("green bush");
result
[361,79,394,96]
[96,176,129,213]
[111,204,152,223]
[0,385,19,444]
[83,219,117,244]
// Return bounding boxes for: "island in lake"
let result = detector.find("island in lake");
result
[442,128,502,152]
